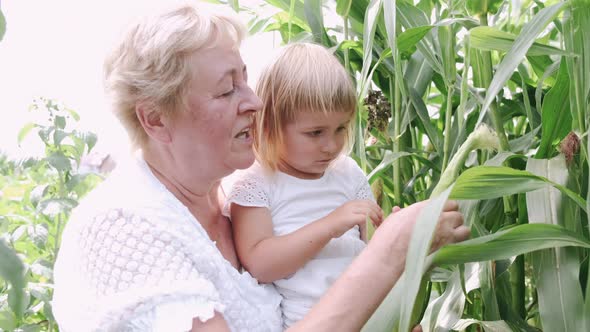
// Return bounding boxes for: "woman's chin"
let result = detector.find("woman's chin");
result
[226,152,256,170]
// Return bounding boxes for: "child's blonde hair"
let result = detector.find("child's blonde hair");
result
[254,43,357,170]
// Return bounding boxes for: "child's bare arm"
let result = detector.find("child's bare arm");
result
[231,204,335,283]
[231,200,382,283]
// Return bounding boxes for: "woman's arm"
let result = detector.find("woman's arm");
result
[290,200,469,331]
[231,200,382,283]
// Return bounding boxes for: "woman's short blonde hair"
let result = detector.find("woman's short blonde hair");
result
[254,43,357,170]
[104,2,246,148]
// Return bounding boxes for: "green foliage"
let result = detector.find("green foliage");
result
[0,98,102,331]
[466,0,504,16]
[0,8,6,43]
[237,0,590,330]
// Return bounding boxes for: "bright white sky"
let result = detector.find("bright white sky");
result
[0,0,277,160]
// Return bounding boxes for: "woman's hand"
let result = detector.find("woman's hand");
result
[429,200,469,252]
[380,200,469,258]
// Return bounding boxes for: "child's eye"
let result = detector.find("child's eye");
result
[306,130,323,137]
[337,126,347,132]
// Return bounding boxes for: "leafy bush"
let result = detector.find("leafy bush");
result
[0,98,102,331]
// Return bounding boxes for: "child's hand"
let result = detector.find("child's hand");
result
[325,200,383,238]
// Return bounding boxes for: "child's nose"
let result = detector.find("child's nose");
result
[322,137,339,154]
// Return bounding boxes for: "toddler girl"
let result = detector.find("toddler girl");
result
[225,42,383,328]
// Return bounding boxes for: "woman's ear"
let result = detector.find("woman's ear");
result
[135,102,172,143]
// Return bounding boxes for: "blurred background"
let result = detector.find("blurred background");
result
[0,0,276,161]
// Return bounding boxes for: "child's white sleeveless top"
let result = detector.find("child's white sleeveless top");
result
[224,155,374,328]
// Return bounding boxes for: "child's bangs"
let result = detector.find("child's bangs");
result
[287,71,356,118]
[291,75,356,113]
[271,43,356,121]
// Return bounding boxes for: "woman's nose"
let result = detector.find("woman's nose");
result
[239,84,262,114]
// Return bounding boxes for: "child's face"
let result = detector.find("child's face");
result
[278,110,352,179]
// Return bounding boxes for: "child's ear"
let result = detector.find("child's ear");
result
[135,102,172,143]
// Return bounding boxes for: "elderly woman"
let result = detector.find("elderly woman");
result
[52,3,469,331]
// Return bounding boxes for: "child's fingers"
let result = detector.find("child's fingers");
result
[366,201,383,219]
[366,209,383,227]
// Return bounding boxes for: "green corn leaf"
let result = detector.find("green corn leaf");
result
[509,126,541,153]
[421,263,484,331]
[404,49,435,95]
[399,187,455,332]
[450,166,587,212]
[397,25,433,57]
[383,0,397,57]
[429,224,590,266]
[362,274,405,332]
[564,0,590,142]
[249,17,271,35]
[396,1,442,73]
[303,0,328,44]
[535,58,560,112]
[364,188,457,332]
[476,3,566,126]
[470,26,570,56]
[452,319,512,331]
[288,0,296,41]
[535,59,572,159]
[479,260,502,321]
[265,0,307,24]
[408,87,443,153]
[577,0,590,318]
[336,0,352,17]
[358,0,383,101]
[367,151,412,182]
[438,23,456,85]
[466,0,504,15]
[228,0,239,12]
[526,156,588,331]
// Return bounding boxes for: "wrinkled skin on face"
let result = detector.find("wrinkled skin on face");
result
[164,42,262,185]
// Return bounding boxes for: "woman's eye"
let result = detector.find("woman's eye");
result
[219,87,235,98]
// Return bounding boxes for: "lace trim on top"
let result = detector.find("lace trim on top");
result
[353,164,375,201]
[225,172,270,214]
[355,179,374,201]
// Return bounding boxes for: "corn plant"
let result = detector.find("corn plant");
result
[0,98,102,331]
[220,0,590,330]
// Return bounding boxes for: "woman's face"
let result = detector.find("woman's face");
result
[167,42,261,180]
